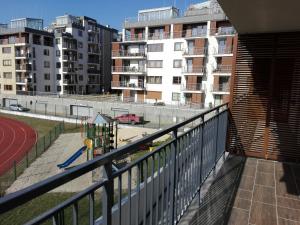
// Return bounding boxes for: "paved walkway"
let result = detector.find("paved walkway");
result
[188,156,300,225]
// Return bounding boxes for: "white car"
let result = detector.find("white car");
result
[9,104,29,112]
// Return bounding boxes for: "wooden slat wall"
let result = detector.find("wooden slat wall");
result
[229,33,300,162]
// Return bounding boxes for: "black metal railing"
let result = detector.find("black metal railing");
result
[0,103,229,225]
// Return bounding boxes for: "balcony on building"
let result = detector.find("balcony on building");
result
[63,75,78,85]
[111,80,145,90]
[43,36,54,47]
[124,28,146,42]
[62,62,77,73]
[62,38,77,50]
[182,66,205,75]
[62,53,77,61]
[88,55,100,64]
[15,47,31,58]
[182,83,204,93]
[112,49,146,59]
[15,62,32,72]
[211,83,230,93]
[183,47,207,57]
[112,66,146,75]
[88,75,100,85]
[210,21,236,36]
[181,23,207,39]
[213,45,233,55]
[148,26,170,40]
[88,46,100,54]
[212,65,232,75]
[0,33,30,45]
[87,67,101,74]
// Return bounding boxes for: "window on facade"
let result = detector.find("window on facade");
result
[55,38,60,44]
[174,42,183,51]
[172,92,181,101]
[44,61,50,68]
[56,50,60,57]
[173,60,182,68]
[32,60,36,71]
[3,60,12,66]
[44,73,50,80]
[32,47,36,58]
[44,49,50,56]
[172,76,182,84]
[78,53,83,59]
[4,85,13,90]
[57,86,61,92]
[147,43,163,52]
[147,60,163,68]
[2,47,11,54]
[45,85,51,92]
[56,74,61,80]
[146,76,162,84]
[78,42,83,48]
[79,75,83,81]
[78,30,83,37]
[56,62,61,68]
[3,72,12,79]
[78,64,83,70]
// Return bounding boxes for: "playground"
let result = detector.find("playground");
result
[6,117,167,193]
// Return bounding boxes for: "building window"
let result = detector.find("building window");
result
[44,73,50,80]
[172,76,181,84]
[32,47,36,58]
[57,86,61,92]
[3,72,12,79]
[44,49,50,56]
[146,76,162,84]
[55,38,60,44]
[32,60,36,71]
[174,42,183,51]
[172,92,181,101]
[78,53,83,59]
[56,62,61,68]
[147,60,163,68]
[78,64,83,70]
[45,85,51,92]
[78,42,83,48]
[2,47,11,54]
[4,85,13,91]
[56,50,60,57]
[3,60,12,66]
[44,61,50,68]
[78,30,83,37]
[173,60,182,68]
[147,43,163,52]
[79,75,83,81]
[56,74,61,80]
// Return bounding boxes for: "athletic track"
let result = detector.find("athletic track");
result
[0,117,37,176]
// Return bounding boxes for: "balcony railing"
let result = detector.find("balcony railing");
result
[210,27,236,36]
[182,29,207,38]
[112,66,146,73]
[212,83,230,92]
[111,80,145,89]
[213,65,232,73]
[62,67,76,73]
[182,83,204,92]
[112,50,145,58]
[148,32,170,40]
[182,66,205,74]
[62,55,77,61]
[87,68,101,74]
[214,46,233,55]
[63,79,78,85]
[15,64,32,71]
[16,77,26,83]
[62,43,77,50]
[124,34,146,42]
[183,47,207,56]
[0,104,229,225]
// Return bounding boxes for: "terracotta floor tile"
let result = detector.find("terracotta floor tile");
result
[239,175,255,190]
[255,172,275,187]
[253,185,276,204]
[249,201,277,225]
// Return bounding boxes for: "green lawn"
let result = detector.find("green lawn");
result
[0,192,102,225]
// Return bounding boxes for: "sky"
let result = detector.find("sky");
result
[0,0,204,31]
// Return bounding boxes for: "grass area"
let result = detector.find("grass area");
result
[0,192,102,225]
[0,113,81,137]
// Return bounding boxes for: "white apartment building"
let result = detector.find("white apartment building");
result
[112,0,236,107]
[0,16,117,96]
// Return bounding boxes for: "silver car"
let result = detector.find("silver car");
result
[9,104,29,112]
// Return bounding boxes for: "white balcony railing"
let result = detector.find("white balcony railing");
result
[183,47,207,56]
[212,83,230,92]
[111,80,145,89]
[182,66,205,74]
[112,66,146,73]
[182,83,204,92]
[112,50,145,58]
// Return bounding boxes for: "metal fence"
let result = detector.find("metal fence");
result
[0,103,229,225]
[0,123,64,196]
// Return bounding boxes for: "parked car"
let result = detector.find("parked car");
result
[115,114,143,125]
[9,104,30,112]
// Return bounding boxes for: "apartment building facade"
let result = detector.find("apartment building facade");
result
[112,0,236,107]
[0,16,117,95]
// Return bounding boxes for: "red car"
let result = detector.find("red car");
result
[115,114,143,124]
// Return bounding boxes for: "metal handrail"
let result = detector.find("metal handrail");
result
[0,103,229,225]
[182,66,205,73]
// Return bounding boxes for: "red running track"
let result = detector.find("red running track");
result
[0,117,37,176]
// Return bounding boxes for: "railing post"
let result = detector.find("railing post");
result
[170,128,178,224]
[102,161,113,225]
[214,107,220,171]
[198,115,205,206]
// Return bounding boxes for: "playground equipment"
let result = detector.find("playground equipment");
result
[57,113,118,169]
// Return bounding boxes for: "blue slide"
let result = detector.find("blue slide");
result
[57,146,87,169]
